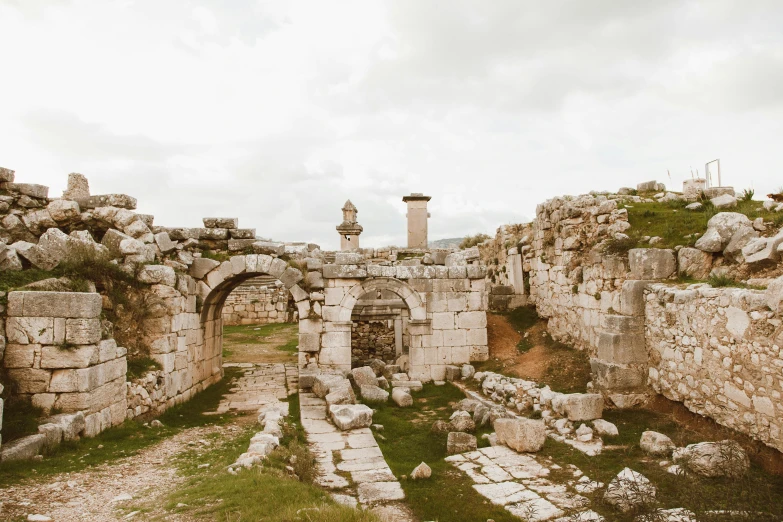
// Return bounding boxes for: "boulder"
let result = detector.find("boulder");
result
[723,225,758,263]
[446,432,477,454]
[592,419,619,438]
[391,387,413,407]
[562,394,604,421]
[575,424,594,442]
[494,418,546,452]
[743,229,783,265]
[711,194,737,208]
[329,404,373,431]
[672,440,749,478]
[448,411,476,433]
[360,384,389,404]
[351,366,379,387]
[677,247,712,279]
[685,202,702,211]
[431,420,451,435]
[696,212,751,253]
[411,462,432,480]
[137,265,176,286]
[603,468,656,513]
[640,431,675,456]
[368,358,386,376]
[461,364,475,380]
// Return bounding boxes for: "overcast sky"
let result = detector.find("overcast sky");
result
[1,1,782,250]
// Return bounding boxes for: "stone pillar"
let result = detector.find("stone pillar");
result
[336,200,363,251]
[394,317,403,357]
[403,193,431,249]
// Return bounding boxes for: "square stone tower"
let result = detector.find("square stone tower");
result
[402,193,431,249]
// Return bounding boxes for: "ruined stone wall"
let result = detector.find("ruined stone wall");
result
[645,283,783,452]
[479,194,633,353]
[3,292,127,436]
[222,277,293,326]
[351,320,396,366]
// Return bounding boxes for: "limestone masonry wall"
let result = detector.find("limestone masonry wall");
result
[221,276,293,326]
[645,283,783,452]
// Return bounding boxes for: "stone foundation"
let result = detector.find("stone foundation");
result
[221,276,293,326]
[351,320,397,366]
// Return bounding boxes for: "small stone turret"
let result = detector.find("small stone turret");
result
[336,199,363,250]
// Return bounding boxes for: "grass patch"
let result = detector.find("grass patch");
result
[620,199,779,249]
[0,268,58,293]
[165,393,377,522]
[126,356,162,379]
[540,337,591,394]
[538,408,783,520]
[371,383,519,522]
[0,368,241,487]
[223,323,299,355]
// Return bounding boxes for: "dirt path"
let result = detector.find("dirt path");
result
[0,423,239,522]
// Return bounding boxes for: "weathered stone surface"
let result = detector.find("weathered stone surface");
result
[154,232,177,253]
[48,199,81,222]
[695,212,751,253]
[252,241,285,256]
[604,468,656,513]
[313,374,348,399]
[325,384,356,406]
[711,194,737,209]
[743,229,783,265]
[461,364,475,380]
[0,434,45,461]
[411,462,432,480]
[628,249,676,280]
[351,366,379,387]
[672,440,749,478]
[203,217,238,229]
[494,418,546,452]
[190,257,220,279]
[329,404,373,430]
[592,419,619,438]
[640,430,675,456]
[138,265,176,286]
[360,384,389,403]
[444,365,461,381]
[446,431,477,454]
[723,225,758,263]
[677,247,712,279]
[562,394,603,421]
[8,291,102,318]
[765,275,783,313]
[391,387,413,407]
[448,411,475,432]
[323,264,368,279]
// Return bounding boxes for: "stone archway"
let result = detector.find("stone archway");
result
[315,277,431,374]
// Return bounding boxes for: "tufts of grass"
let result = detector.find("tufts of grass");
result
[126,356,162,379]
[199,250,231,263]
[371,383,519,522]
[0,268,59,293]
[602,235,638,256]
[165,392,378,521]
[0,367,241,487]
[460,233,491,249]
[222,323,299,354]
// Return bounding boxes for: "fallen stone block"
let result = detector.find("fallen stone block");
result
[329,404,373,430]
[313,374,350,399]
[672,440,749,478]
[448,411,475,433]
[628,248,676,280]
[446,431,477,454]
[351,366,378,387]
[325,384,356,406]
[391,380,422,391]
[494,418,546,452]
[444,365,461,382]
[591,419,619,438]
[640,430,675,456]
[391,387,413,407]
[562,393,603,421]
[360,384,389,403]
[0,434,46,461]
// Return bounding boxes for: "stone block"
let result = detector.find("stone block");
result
[0,434,46,461]
[446,431,477,454]
[203,217,238,229]
[330,404,373,430]
[41,344,98,369]
[279,267,304,288]
[0,166,14,182]
[457,311,487,329]
[597,332,647,364]
[444,365,461,381]
[1,182,49,198]
[640,431,675,456]
[252,241,285,256]
[38,422,64,450]
[494,418,546,452]
[65,318,101,344]
[138,265,176,286]
[229,228,255,239]
[45,412,86,441]
[8,291,102,319]
[322,264,367,278]
[190,257,220,279]
[335,252,364,265]
[677,247,713,279]
[351,366,378,387]
[6,317,54,344]
[360,384,389,403]
[562,393,603,421]
[154,232,177,253]
[391,387,413,407]
[7,368,50,393]
[619,280,650,316]
[3,344,35,368]
[628,248,676,280]
[590,359,647,392]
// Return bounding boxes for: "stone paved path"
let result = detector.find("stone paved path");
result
[299,391,416,521]
[446,446,605,521]
[218,362,298,413]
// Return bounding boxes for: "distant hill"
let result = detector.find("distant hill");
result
[429,237,463,249]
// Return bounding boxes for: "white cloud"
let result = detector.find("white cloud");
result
[0,0,781,250]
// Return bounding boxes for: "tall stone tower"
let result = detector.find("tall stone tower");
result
[402,193,431,249]
[336,200,363,250]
